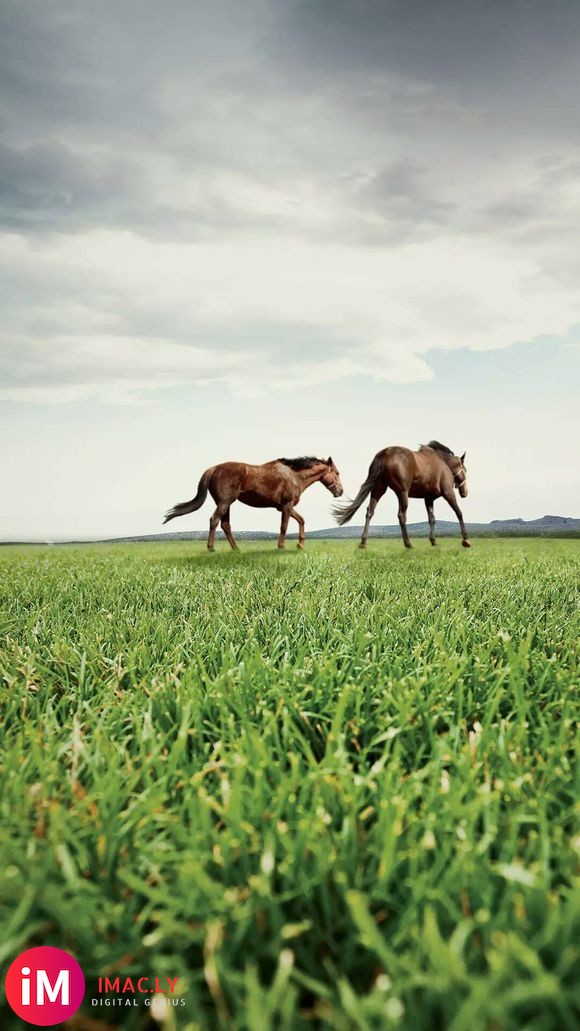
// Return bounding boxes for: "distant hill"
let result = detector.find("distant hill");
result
[6,514,577,545]
[310,514,580,540]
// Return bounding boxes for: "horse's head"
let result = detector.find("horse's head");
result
[452,451,468,498]
[321,457,344,497]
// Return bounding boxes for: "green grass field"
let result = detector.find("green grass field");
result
[0,538,578,1030]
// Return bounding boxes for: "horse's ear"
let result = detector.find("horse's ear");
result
[460,451,466,462]
[327,456,333,465]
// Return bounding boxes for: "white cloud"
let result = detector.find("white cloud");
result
[1,223,579,404]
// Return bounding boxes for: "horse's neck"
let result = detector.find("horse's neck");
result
[421,446,452,472]
[296,465,326,491]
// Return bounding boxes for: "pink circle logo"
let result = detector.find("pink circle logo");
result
[4,947,85,1026]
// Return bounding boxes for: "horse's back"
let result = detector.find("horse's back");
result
[208,459,297,507]
[376,446,447,497]
[377,445,417,470]
[375,446,418,489]
[377,445,415,462]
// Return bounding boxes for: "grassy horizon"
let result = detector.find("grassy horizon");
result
[0,539,578,1030]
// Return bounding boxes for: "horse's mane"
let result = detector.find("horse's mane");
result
[277,456,327,470]
[422,440,454,456]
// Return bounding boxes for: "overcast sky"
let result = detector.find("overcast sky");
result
[1,0,579,540]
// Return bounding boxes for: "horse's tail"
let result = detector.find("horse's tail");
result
[333,456,383,526]
[163,470,212,524]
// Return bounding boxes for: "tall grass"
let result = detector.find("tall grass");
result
[0,539,578,1030]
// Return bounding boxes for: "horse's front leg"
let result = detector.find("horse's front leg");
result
[290,508,305,548]
[443,491,471,547]
[278,505,292,549]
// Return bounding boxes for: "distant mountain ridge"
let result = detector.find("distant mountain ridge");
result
[490,514,577,527]
[5,514,578,545]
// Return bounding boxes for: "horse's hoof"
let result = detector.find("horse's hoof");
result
[297,543,304,550]
[404,543,413,550]
[430,539,437,546]
[462,539,471,548]
[359,542,367,550]
[277,544,285,550]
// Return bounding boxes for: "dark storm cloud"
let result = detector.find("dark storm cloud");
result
[0,140,145,233]
[0,138,267,237]
[1,0,579,241]
[273,1,580,114]
[0,1,254,137]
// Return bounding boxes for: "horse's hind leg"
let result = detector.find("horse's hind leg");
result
[396,491,412,549]
[425,498,436,546]
[208,502,229,551]
[220,506,238,550]
[278,505,292,549]
[360,484,386,549]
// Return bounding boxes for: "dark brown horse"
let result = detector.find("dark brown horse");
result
[334,441,470,549]
[164,456,343,551]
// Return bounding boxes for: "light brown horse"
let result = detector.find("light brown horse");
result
[164,456,343,550]
[334,441,470,549]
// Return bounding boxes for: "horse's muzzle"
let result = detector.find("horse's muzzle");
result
[332,485,344,497]
[458,484,468,498]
